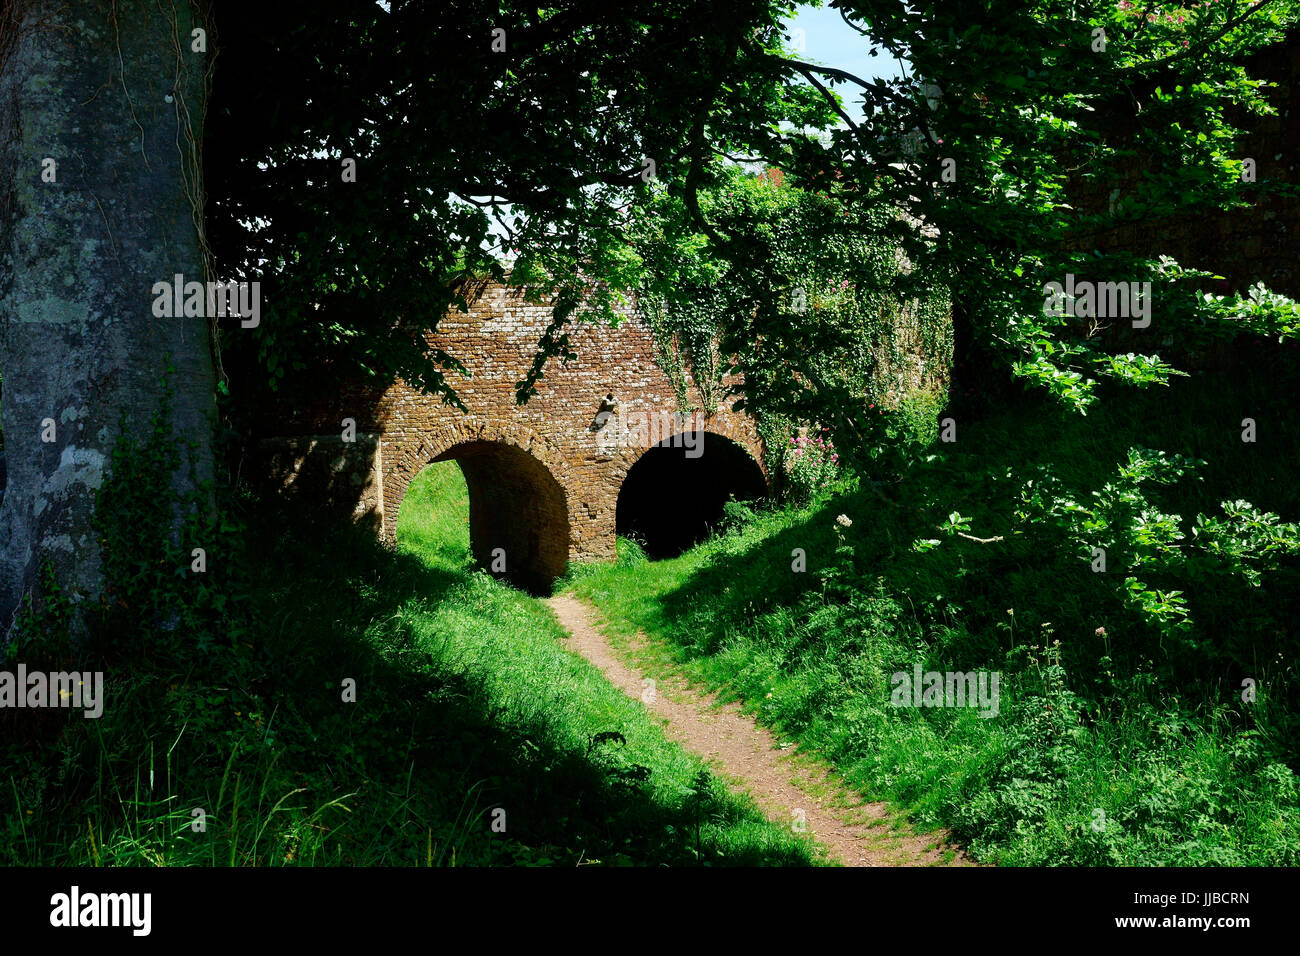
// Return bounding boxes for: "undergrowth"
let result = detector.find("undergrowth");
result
[566,364,1300,865]
[0,411,816,866]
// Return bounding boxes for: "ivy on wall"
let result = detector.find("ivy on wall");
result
[630,164,953,477]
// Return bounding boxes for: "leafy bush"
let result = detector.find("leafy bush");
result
[616,535,649,566]
[719,499,759,535]
[567,362,1300,866]
[862,388,947,479]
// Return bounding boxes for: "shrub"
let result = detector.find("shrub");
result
[784,429,840,506]
[719,498,759,535]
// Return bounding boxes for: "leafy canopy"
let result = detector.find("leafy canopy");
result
[205,0,830,410]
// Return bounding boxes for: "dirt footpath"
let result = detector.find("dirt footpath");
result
[547,595,970,867]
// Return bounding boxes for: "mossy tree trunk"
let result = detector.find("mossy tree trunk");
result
[0,0,215,635]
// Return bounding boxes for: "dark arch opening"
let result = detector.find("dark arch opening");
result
[402,441,569,595]
[616,432,766,560]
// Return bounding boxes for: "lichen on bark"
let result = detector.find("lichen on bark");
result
[0,0,216,638]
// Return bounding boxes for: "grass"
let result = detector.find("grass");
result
[0,461,819,867]
[8,355,1298,867]
[563,365,1300,866]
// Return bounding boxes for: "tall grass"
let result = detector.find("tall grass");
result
[1,462,818,867]
[564,367,1300,865]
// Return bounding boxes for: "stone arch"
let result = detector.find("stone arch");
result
[382,420,573,593]
[612,426,768,560]
[604,410,768,485]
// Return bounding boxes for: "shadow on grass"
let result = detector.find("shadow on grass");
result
[242,496,815,866]
[643,366,1300,721]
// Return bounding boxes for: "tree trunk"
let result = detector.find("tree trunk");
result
[0,0,215,636]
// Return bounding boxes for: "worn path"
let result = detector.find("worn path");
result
[546,595,970,867]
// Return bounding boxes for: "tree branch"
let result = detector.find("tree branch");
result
[956,531,1005,543]
[788,59,864,135]
[1135,0,1282,72]
[766,53,877,90]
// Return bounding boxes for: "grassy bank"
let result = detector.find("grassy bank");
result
[1,462,816,867]
[565,368,1300,865]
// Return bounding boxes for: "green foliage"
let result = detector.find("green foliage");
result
[566,360,1300,866]
[615,535,650,568]
[712,0,1300,422]
[85,386,246,653]
[1193,282,1300,341]
[861,387,947,479]
[207,0,834,416]
[783,430,841,506]
[630,166,953,471]
[6,366,250,662]
[1,460,817,866]
[1012,446,1300,641]
[1192,500,1300,587]
[1,378,267,865]
[719,499,760,536]
[642,296,697,416]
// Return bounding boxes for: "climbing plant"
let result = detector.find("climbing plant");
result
[82,370,250,656]
[640,292,697,416]
[629,163,953,473]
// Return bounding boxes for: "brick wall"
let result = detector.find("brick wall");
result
[257,280,766,584]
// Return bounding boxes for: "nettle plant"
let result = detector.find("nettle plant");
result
[1015,447,1300,640]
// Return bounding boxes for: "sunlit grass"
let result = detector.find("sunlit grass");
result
[563,373,1300,866]
[1,462,819,867]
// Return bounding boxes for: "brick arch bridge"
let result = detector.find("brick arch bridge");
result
[261,281,768,590]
